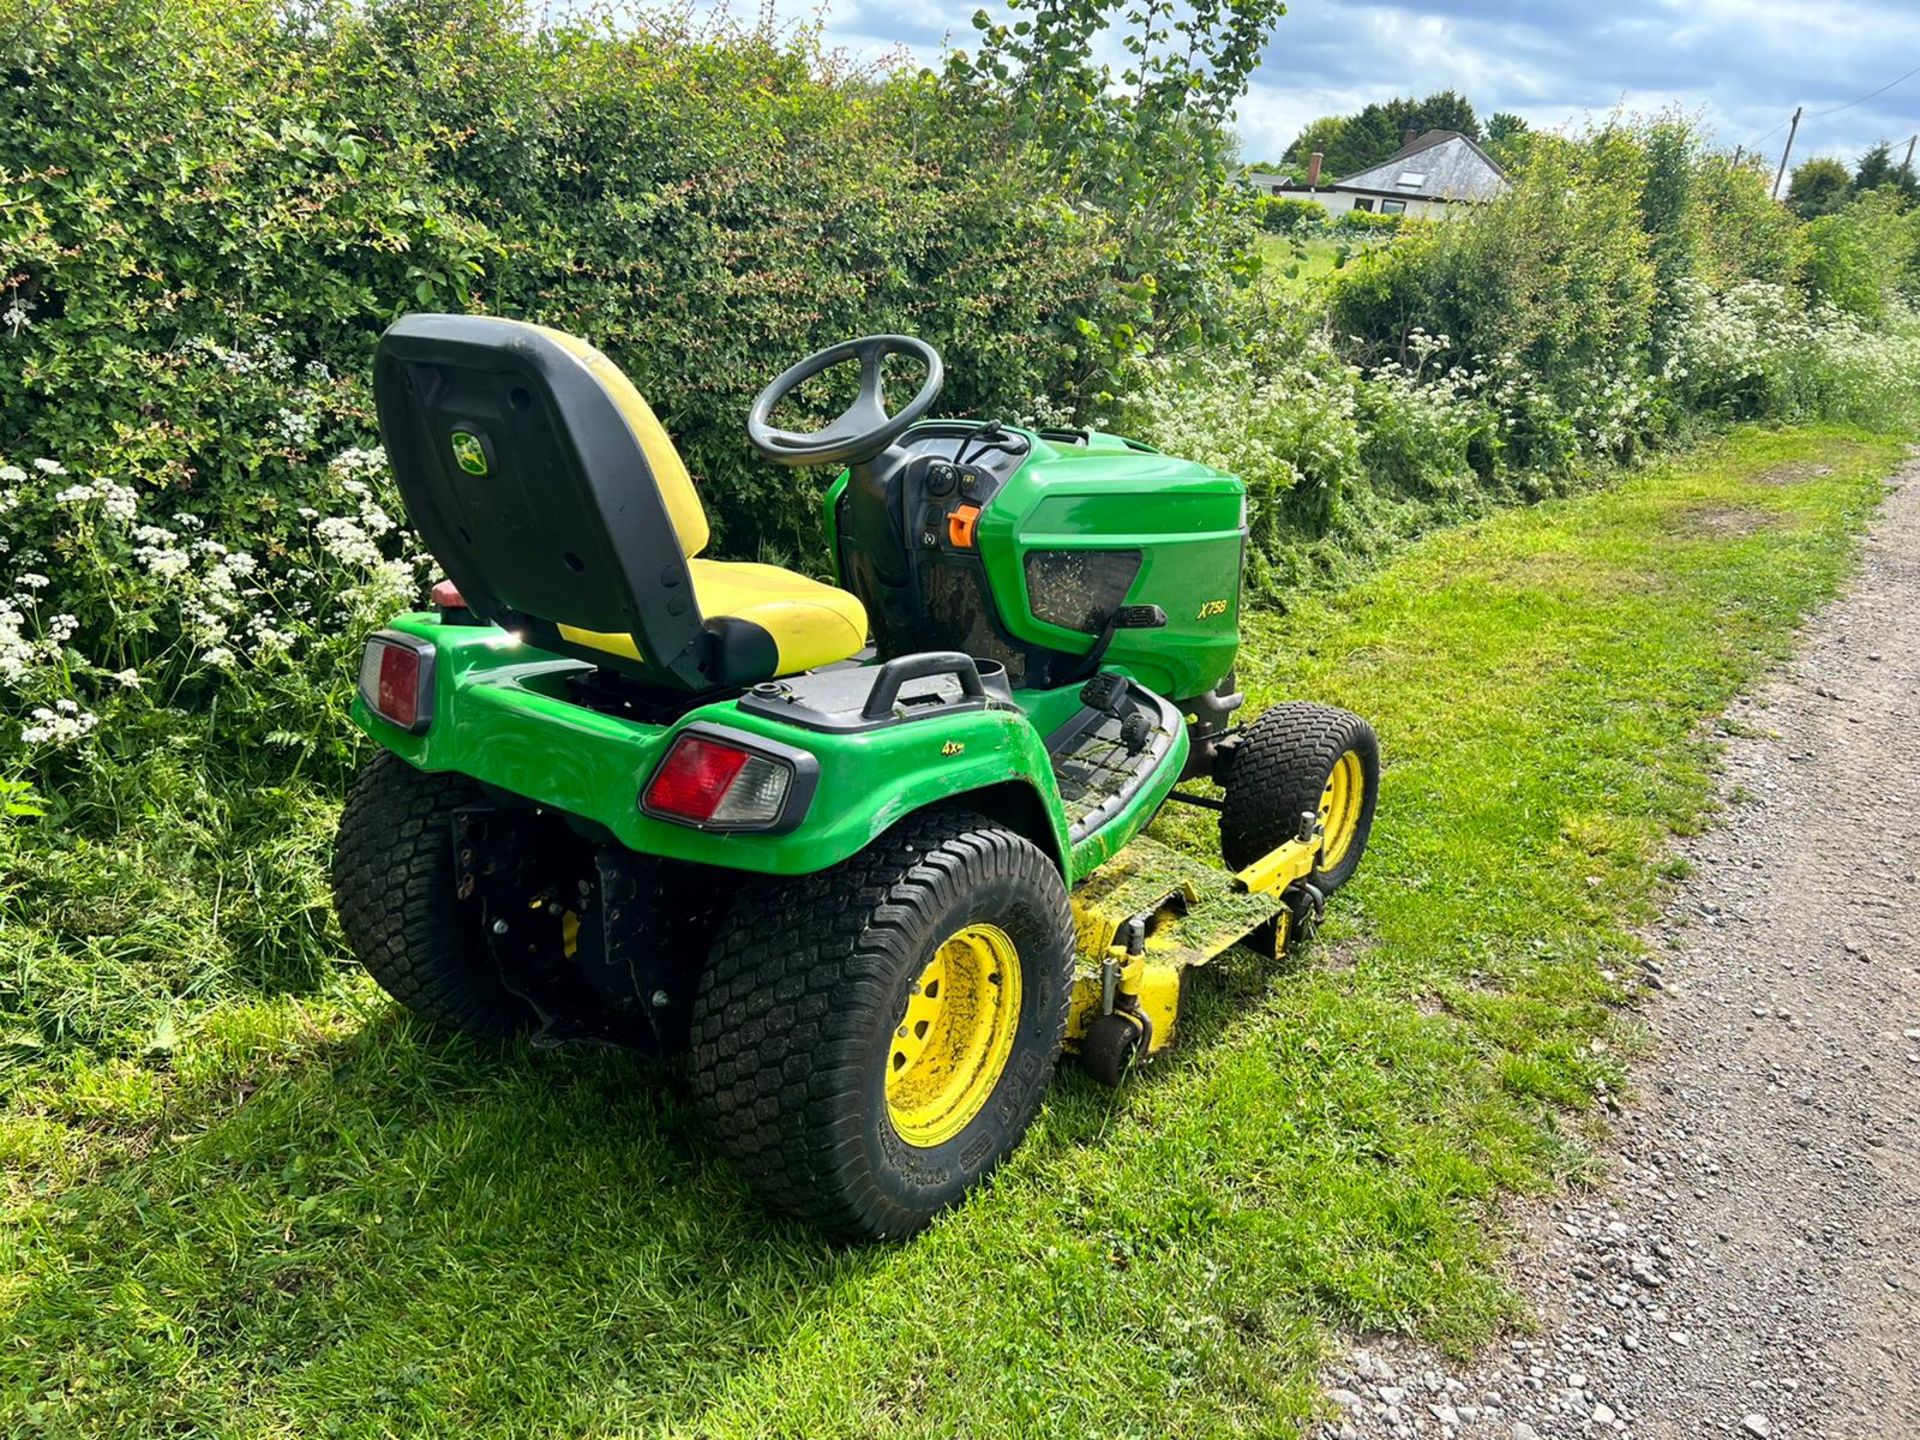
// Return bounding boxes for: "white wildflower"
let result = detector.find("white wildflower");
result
[21,704,99,746]
[316,516,381,568]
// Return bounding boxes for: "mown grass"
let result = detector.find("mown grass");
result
[0,425,1901,1438]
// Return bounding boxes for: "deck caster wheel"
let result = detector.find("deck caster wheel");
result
[1081,1011,1148,1087]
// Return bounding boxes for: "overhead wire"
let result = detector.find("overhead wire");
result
[1748,57,1920,152]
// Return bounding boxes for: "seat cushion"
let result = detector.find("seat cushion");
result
[559,560,868,683]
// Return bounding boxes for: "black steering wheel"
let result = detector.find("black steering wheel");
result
[746,335,944,467]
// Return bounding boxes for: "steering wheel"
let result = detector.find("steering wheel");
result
[746,335,944,467]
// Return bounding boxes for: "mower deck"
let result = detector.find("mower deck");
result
[1064,828,1321,1067]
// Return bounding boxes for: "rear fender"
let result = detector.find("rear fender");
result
[353,614,1073,879]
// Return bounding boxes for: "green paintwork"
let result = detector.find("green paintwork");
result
[823,468,848,586]
[826,424,1244,703]
[355,418,1239,885]
[980,429,1243,703]
[358,614,1093,878]
[354,610,1189,885]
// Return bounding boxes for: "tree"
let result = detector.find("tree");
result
[1787,156,1854,219]
[954,0,1293,346]
[1283,90,1482,180]
[1486,111,1532,169]
[1281,115,1349,172]
[1488,112,1529,144]
[1855,141,1897,191]
[1854,140,1919,202]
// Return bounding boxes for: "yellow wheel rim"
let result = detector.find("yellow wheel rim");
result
[1318,750,1365,869]
[884,923,1023,1149]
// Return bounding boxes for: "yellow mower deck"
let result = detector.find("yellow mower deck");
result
[1064,829,1320,1064]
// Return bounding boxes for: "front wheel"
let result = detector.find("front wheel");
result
[1219,702,1380,894]
[688,810,1074,1240]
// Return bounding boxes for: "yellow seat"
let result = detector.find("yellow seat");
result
[527,325,868,681]
[561,560,867,677]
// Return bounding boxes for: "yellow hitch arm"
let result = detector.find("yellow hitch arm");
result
[1232,835,1320,897]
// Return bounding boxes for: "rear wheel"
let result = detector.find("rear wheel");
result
[1220,702,1379,894]
[689,810,1074,1240]
[331,750,533,1037]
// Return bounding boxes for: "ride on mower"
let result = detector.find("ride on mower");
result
[332,318,1380,1239]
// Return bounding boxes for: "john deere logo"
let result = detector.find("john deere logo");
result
[450,429,489,476]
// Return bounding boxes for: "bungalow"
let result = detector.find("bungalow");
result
[1250,130,1508,220]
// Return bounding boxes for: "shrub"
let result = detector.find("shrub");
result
[1335,209,1404,235]
[1801,191,1920,320]
[0,0,1133,564]
[0,0,1286,1068]
[1260,198,1329,234]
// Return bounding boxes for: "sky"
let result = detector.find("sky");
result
[715,0,1920,172]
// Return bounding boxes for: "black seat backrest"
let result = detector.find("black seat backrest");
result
[372,314,717,689]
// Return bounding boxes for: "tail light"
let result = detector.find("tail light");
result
[357,631,436,733]
[642,728,812,831]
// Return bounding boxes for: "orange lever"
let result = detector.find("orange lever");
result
[947,504,981,548]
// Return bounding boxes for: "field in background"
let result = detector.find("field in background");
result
[1,425,1899,1438]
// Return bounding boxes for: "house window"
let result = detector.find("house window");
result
[1352,197,1375,212]
[1381,199,1407,215]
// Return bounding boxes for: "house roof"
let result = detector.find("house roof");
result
[1334,131,1507,203]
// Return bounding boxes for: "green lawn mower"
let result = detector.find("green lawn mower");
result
[333,318,1380,1239]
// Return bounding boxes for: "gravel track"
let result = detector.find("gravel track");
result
[1315,460,1920,1440]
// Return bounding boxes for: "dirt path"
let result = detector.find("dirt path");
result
[1315,460,1920,1440]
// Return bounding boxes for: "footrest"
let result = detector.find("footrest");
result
[1046,683,1181,843]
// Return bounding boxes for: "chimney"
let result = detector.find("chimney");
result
[1307,151,1323,187]
[1404,127,1419,147]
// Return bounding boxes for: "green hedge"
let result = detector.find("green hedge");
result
[1,0,1137,558]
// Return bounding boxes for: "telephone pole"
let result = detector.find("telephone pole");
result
[1906,134,1917,172]
[1772,105,1803,199]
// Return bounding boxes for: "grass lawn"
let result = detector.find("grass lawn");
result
[1255,232,1370,285]
[0,425,1902,1438]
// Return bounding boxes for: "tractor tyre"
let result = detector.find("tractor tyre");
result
[1219,702,1379,894]
[331,750,533,1038]
[689,809,1074,1240]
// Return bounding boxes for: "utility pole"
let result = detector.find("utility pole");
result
[1772,105,1803,199]
[1733,145,1744,167]
[1906,134,1917,172]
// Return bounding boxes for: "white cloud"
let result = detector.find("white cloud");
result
[665,0,1920,168]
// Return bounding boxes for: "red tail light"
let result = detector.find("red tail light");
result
[357,632,436,733]
[642,731,797,829]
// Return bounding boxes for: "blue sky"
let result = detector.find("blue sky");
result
[730,0,1920,170]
